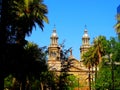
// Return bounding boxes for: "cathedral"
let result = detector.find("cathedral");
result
[47,27,94,89]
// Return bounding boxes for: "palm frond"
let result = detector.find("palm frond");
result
[115,22,120,34]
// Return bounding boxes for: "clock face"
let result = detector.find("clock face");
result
[51,63,60,71]
[51,52,57,57]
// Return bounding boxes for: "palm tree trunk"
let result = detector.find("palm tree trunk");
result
[95,64,97,88]
[21,73,26,90]
[16,28,26,47]
[0,0,9,88]
[0,0,8,45]
[98,51,102,62]
[88,66,91,90]
[0,73,4,90]
[111,59,114,90]
[0,0,10,89]
[91,67,93,82]
[40,82,44,90]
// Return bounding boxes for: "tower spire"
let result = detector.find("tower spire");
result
[50,25,58,46]
[85,24,87,29]
[80,26,91,60]
[48,26,60,61]
[54,24,56,30]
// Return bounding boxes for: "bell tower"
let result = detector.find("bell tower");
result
[48,27,60,60]
[47,27,61,71]
[80,27,91,60]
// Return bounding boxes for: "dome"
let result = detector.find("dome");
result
[83,29,89,38]
[51,30,58,37]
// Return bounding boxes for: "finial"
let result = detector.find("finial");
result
[53,24,56,30]
[84,25,88,32]
[82,25,89,38]
[85,24,87,29]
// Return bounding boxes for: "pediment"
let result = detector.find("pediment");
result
[69,66,88,72]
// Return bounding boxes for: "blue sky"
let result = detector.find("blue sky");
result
[26,0,120,60]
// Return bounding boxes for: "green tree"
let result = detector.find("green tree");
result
[4,74,14,90]
[67,75,79,90]
[59,47,71,90]
[38,71,58,90]
[82,47,96,90]
[0,1,10,89]
[4,42,51,90]
[58,42,77,90]
[82,36,107,90]
[109,38,120,89]
[1,0,49,44]
[0,0,48,89]
[94,37,120,89]
[8,0,49,45]
[93,36,107,63]
[92,36,107,83]
[94,61,112,90]
[22,42,48,90]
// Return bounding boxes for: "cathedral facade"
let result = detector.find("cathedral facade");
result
[47,27,94,89]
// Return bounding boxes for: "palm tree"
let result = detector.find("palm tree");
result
[82,47,95,90]
[8,1,48,89]
[82,36,107,90]
[9,0,49,45]
[14,42,48,90]
[0,0,48,89]
[93,36,106,63]
[90,36,107,89]
[7,1,48,89]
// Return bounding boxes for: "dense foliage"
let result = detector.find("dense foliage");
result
[97,37,120,89]
[0,0,48,89]
[82,36,120,90]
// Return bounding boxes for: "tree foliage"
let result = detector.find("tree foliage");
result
[94,61,112,90]
[0,0,48,89]
[4,42,57,90]
[94,37,120,89]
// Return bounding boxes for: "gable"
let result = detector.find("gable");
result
[69,66,88,72]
